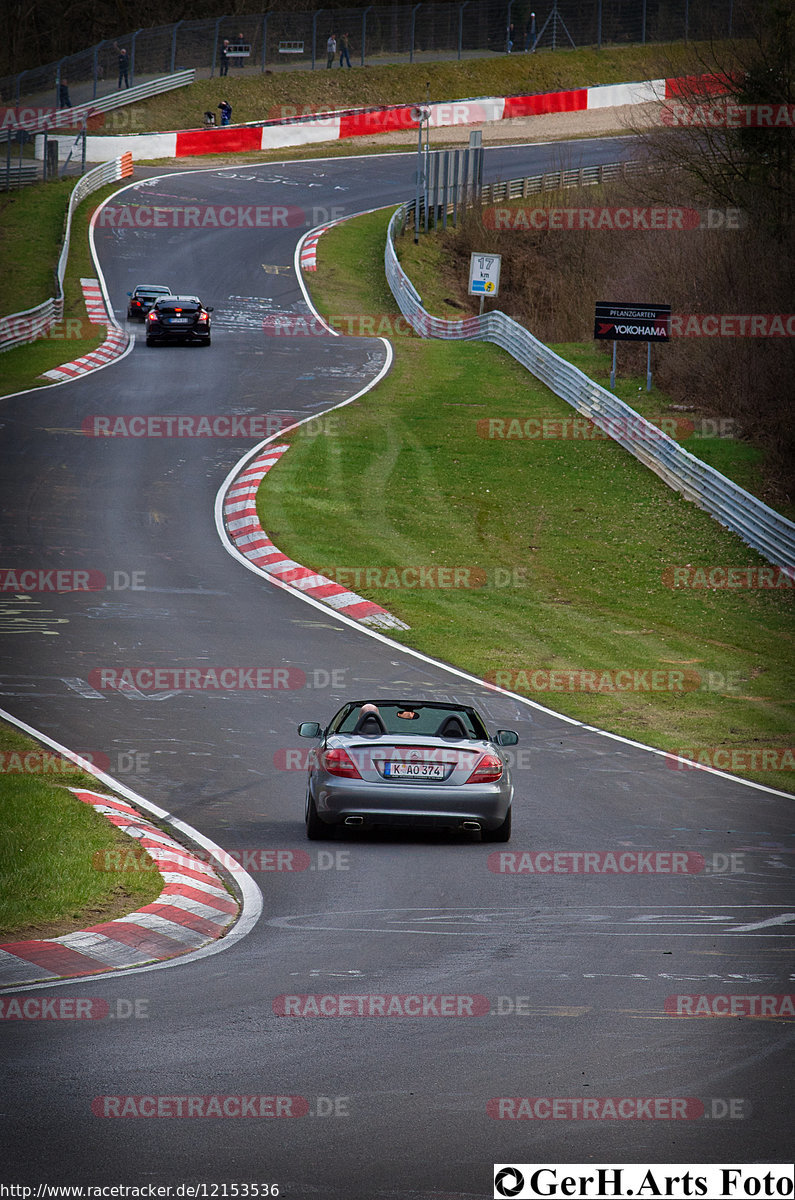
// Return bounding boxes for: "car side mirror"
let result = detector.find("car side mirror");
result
[206,306,214,313]
[298,722,322,738]
[495,729,518,746]
[127,292,132,296]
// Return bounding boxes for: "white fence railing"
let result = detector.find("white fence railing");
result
[385,202,795,573]
[1,70,196,143]
[0,152,133,353]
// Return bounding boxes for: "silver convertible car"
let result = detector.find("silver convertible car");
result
[298,700,518,841]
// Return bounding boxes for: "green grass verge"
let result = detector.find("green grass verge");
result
[395,218,783,514]
[0,721,162,940]
[0,178,125,399]
[257,207,794,792]
[91,41,722,137]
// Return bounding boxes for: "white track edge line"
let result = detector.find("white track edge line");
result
[217,208,793,803]
[0,705,263,994]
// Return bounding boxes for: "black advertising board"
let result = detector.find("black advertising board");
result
[594,302,671,342]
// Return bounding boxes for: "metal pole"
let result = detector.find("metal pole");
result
[312,11,323,71]
[5,128,11,192]
[458,2,469,60]
[92,45,100,98]
[361,7,372,66]
[442,150,449,229]
[728,0,734,37]
[432,152,439,228]
[170,21,183,73]
[597,0,602,49]
[641,0,647,44]
[684,0,689,42]
[506,0,514,52]
[610,341,616,390]
[81,117,87,175]
[410,5,422,64]
[261,14,268,71]
[452,149,459,226]
[423,91,430,233]
[211,17,223,77]
[55,58,66,109]
[646,342,652,391]
[414,118,423,242]
[130,29,141,86]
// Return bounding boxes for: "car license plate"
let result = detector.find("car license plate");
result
[385,762,445,779]
[170,317,190,324]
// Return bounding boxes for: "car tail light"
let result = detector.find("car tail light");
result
[197,311,209,323]
[464,754,503,784]
[321,748,362,779]
[146,311,157,321]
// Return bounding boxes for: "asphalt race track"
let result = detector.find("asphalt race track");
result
[1,139,793,1198]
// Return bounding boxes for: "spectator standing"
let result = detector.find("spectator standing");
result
[506,22,515,52]
[339,32,352,68]
[236,33,245,66]
[524,12,537,51]
[219,40,230,76]
[116,46,130,88]
[326,33,337,68]
[218,100,232,126]
[58,78,71,108]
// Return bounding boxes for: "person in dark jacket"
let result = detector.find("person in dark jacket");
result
[218,100,232,126]
[219,40,230,76]
[117,47,129,88]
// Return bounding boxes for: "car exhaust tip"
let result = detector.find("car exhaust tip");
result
[344,815,364,826]
[461,820,481,831]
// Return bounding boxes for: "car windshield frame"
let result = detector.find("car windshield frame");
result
[328,701,489,740]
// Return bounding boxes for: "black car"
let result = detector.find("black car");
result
[145,295,213,346]
[127,284,171,320]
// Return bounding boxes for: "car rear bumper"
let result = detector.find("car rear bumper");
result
[312,777,511,830]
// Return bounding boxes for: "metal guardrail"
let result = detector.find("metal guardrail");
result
[480,159,657,202]
[0,153,133,353]
[0,162,40,189]
[385,200,795,573]
[0,70,196,142]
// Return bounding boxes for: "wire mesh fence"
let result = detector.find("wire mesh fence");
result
[1,0,742,105]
